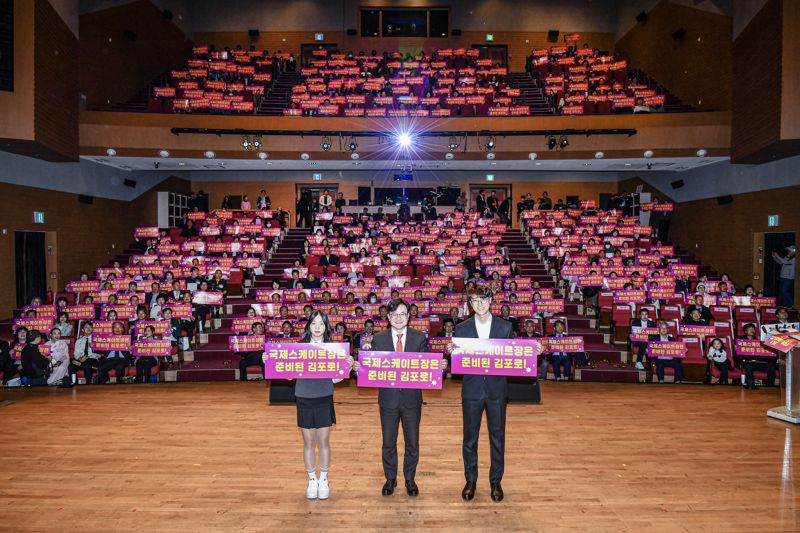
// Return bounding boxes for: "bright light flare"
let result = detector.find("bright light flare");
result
[397,132,412,149]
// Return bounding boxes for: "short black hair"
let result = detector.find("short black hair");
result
[468,285,493,300]
[387,298,410,314]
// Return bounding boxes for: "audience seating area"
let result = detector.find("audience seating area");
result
[1,194,789,388]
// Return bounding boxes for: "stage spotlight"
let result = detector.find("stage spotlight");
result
[348,137,358,152]
[321,136,332,151]
[448,136,460,151]
[696,148,707,157]
[241,136,251,150]
[106,148,117,157]
[159,149,170,158]
[559,136,569,149]
[595,151,604,159]
[397,132,412,149]
[351,152,359,160]
[644,149,654,158]
[547,135,557,150]
[528,152,537,160]
[485,136,496,151]
[204,150,215,159]
[445,153,455,160]
[252,136,262,149]
[300,153,310,160]
[258,152,268,160]
[486,152,496,160]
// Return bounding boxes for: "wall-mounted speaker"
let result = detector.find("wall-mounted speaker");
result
[248,29,260,38]
[346,28,357,36]
[451,29,462,36]
[162,9,173,21]
[547,30,559,43]
[717,195,733,205]
[123,29,137,41]
[636,11,647,24]
[672,27,686,41]
[123,179,137,188]
[671,179,684,189]
[78,195,94,205]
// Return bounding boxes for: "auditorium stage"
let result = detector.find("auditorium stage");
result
[0,381,796,532]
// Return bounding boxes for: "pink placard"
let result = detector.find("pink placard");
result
[450,338,538,376]
[263,342,351,379]
[647,341,687,358]
[356,351,444,389]
[133,339,172,357]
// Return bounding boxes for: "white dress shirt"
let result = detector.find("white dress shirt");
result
[391,327,408,351]
[475,315,492,339]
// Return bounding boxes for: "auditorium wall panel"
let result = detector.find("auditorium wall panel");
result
[615,0,732,111]
[0,176,191,318]
[0,0,35,143]
[79,0,194,111]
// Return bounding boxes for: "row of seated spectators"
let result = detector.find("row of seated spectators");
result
[0,209,288,386]
[523,204,795,387]
[527,43,669,115]
[149,44,287,113]
[284,48,528,118]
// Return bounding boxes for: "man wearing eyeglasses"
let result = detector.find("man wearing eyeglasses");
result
[456,285,515,503]
[361,299,441,498]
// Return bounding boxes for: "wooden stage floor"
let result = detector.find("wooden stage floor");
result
[0,381,797,533]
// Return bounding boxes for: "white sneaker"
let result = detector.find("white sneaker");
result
[306,478,318,499]
[317,479,330,500]
[635,362,644,370]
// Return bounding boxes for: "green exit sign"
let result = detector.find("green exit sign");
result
[486,174,495,182]
[485,34,494,42]
[767,214,779,227]
[33,211,45,224]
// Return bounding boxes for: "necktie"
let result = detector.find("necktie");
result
[83,336,90,357]
[396,333,403,352]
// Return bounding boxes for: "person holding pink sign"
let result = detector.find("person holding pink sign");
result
[295,311,355,501]
[648,321,682,384]
[359,299,438,498]
[456,285,515,503]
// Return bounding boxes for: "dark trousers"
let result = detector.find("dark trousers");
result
[379,404,421,481]
[633,342,648,363]
[713,360,731,384]
[744,358,777,387]
[549,354,571,379]
[238,353,265,381]
[74,358,100,384]
[99,358,128,384]
[462,396,507,484]
[655,358,683,382]
[779,277,794,308]
[24,376,48,387]
[135,357,157,383]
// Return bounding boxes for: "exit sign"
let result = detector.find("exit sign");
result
[768,214,780,227]
[485,34,494,41]
[314,33,324,41]
[312,173,322,181]
[33,211,45,224]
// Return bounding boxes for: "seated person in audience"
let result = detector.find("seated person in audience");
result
[548,320,572,381]
[499,305,520,334]
[179,292,197,344]
[98,321,131,385]
[739,323,776,389]
[631,309,656,370]
[632,97,651,114]
[706,337,732,385]
[716,282,734,297]
[21,330,49,387]
[682,308,709,326]
[519,319,547,380]
[675,275,690,294]
[319,246,340,267]
[0,339,19,385]
[279,321,295,338]
[770,307,791,326]
[135,326,159,384]
[238,322,266,382]
[354,320,376,350]
[649,321,682,384]
[71,321,100,385]
[685,295,713,323]
[56,312,73,337]
[150,294,167,319]
[45,328,70,386]
[162,307,181,368]
[145,282,163,308]
[168,280,184,302]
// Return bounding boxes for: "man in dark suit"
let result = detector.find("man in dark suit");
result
[475,190,487,214]
[631,309,657,370]
[685,295,714,324]
[648,320,682,384]
[455,286,515,503]
[318,246,340,267]
[364,299,443,498]
[145,281,163,309]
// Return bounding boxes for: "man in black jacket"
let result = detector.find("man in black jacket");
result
[631,309,657,370]
[455,286,515,503]
[318,246,340,267]
[21,330,49,387]
[363,299,443,498]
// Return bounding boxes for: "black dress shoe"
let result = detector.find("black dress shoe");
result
[462,481,476,501]
[405,480,419,497]
[382,479,396,496]
[490,483,504,502]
